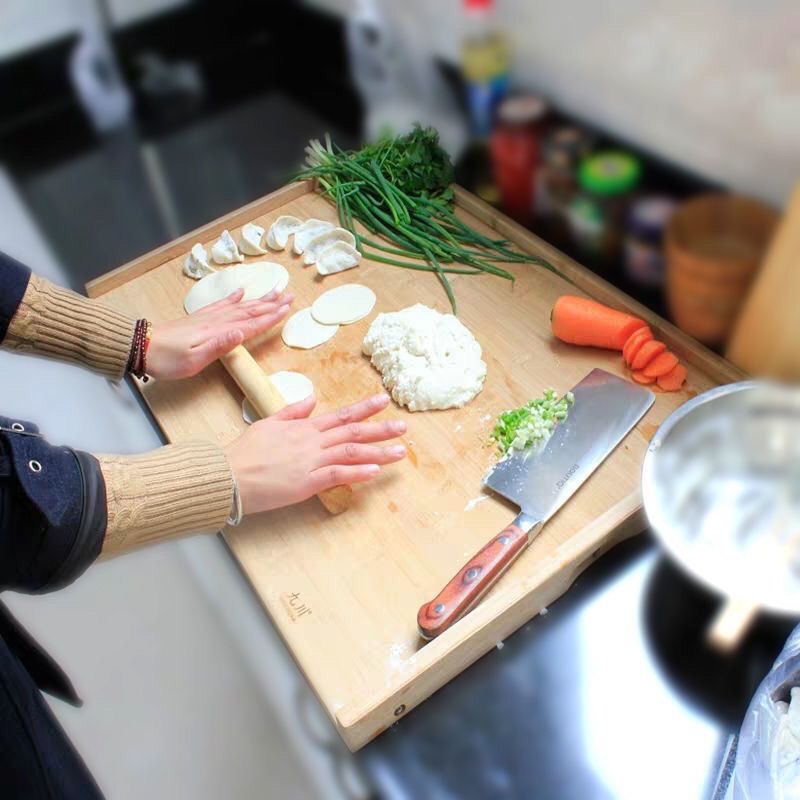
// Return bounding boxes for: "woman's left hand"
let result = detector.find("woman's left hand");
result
[146,288,293,380]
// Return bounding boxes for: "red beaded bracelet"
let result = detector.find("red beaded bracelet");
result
[127,319,152,382]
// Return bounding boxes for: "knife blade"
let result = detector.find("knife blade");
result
[417,368,654,639]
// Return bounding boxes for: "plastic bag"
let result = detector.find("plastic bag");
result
[734,625,800,799]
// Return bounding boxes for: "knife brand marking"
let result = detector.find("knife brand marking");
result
[556,463,580,490]
[282,592,313,621]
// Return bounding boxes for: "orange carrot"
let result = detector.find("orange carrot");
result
[631,340,666,371]
[657,363,687,391]
[623,328,653,366]
[552,296,647,350]
[642,351,679,379]
[631,370,656,385]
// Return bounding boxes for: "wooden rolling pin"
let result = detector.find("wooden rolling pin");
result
[222,345,352,515]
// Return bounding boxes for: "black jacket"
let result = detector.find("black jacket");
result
[1,254,108,797]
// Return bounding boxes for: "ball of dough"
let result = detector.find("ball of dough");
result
[362,304,487,411]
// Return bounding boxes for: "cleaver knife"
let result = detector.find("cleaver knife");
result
[417,368,654,639]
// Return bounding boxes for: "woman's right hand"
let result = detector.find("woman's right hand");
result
[224,393,407,515]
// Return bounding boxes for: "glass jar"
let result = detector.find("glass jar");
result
[489,95,547,224]
[624,196,676,287]
[568,151,641,263]
[539,125,593,214]
[537,125,593,246]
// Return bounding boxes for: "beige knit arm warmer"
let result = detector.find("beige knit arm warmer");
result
[4,274,136,380]
[96,442,235,558]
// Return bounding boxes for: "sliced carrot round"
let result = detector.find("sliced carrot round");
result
[642,351,679,379]
[657,363,687,391]
[615,318,649,350]
[623,327,654,366]
[631,370,656,385]
[623,325,652,356]
[631,339,667,371]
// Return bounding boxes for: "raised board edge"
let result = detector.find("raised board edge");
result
[334,495,647,751]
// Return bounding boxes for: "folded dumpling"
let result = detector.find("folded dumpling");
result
[266,215,303,251]
[303,227,357,266]
[239,222,267,255]
[292,219,335,255]
[183,243,215,280]
[316,241,361,276]
[211,229,244,264]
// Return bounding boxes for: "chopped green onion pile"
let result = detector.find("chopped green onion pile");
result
[491,389,575,455]
[294,126,564,313]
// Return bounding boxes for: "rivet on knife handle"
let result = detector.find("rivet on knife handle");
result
[417,524,530,640]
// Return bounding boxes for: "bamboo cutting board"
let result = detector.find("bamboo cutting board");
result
[87,181,743,750]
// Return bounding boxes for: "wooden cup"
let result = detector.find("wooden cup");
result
[665,194,778,346]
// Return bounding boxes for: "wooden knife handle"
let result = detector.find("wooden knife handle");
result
[220,345,353,515]
[417,524,530,640]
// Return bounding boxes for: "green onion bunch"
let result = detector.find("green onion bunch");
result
[491,389,575,455]
[295,126,561,313]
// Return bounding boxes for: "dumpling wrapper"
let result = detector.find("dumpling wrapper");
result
[293,219,335,255]
[311,284,376,325]
[266,215,303,251]
[184,262,289,314]
[302,227,356,266]
[183,243,215,280]
[211,229,244,264]
[242,370,314,423]
[239,222,267,255]
[316,241,361,276]
[281,308,339,349]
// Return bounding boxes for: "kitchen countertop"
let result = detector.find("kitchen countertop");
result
[356,530,793,799]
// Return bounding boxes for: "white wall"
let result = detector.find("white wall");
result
[106,0,189,27]
[0,0,189,60]
[0,0,81,60]
[312,0,800,207]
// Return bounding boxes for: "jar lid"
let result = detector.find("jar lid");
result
[544,125,593,164]
[579,151,641,195]
[549,125,592,150]
[497,95,548,125]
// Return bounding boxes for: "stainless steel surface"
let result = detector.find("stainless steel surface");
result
[642,381,800,615]
[365,539,737,800]
[485,368,655,526]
